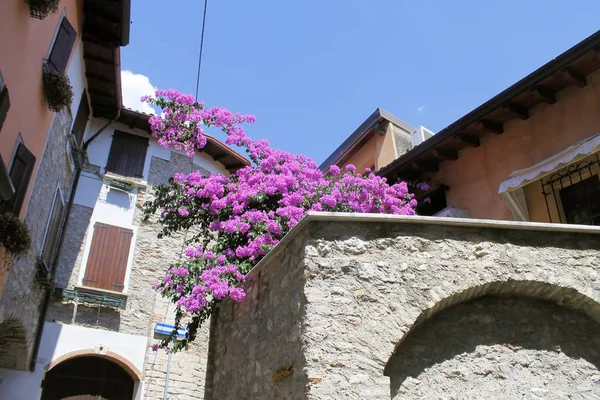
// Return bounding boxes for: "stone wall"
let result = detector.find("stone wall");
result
[0,108,74,369]
[208,229,311,400]
[140,152,212,399]
[208,214,600,399]
[387,296,600,399]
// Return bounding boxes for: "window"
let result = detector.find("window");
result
[40,188,64,269]
[71,91,89,146]
[559,175,600,225]
[82,222,134,292]
[0,69,9,133]
[47,17,77,73]
[0,154,14,201]
[416,186,448,216]
[105,131,149,178]
[541,154,600,225]
[0,143,36,216]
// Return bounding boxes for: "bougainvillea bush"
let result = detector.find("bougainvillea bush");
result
[142,89,420,350]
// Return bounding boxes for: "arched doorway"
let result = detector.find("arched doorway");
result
[41,356,135,400]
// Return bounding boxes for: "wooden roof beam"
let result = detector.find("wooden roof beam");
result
[411,161,439,173]
[91,105,119,118]
[456,133,480,147]
[88,90,119,106]
[85,72,114,84]
[504,103,529,120]
[531,86,557,104]
[83,54,114,66]
[432,149,458,161]
[561,67,587,87]
[213,153,229,162]
[479,119,504,134]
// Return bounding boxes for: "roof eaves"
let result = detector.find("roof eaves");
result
[117,108,250,169]
[378,29,600,179]
[319,108,414,172]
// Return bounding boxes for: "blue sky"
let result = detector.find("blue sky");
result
[120,1,600,165]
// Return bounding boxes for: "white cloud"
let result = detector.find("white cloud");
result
[121,70,156,114]
[417,106,426,112]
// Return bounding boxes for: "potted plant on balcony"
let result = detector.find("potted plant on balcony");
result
[0,213,31,263]
[43,67,73,112]
[24,0,61,19]
[104,175,138,193]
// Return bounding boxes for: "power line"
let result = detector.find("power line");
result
[195,0,209,101]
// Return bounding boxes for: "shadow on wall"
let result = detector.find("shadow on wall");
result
[0,318,28,370]
[386,296,600,399]
[46,302,121,332]
[53,205,93,289]
[105,188,133,210]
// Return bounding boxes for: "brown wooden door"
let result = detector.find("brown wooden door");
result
[82,223,133,292]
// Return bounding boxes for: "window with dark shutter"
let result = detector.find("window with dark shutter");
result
[47,17,77,73]
[0,86,10,133]
[41,189,64,268]
[82,222,134,292]
[105,131,149,178]
[72,91,89,146]
[0,143,36,216]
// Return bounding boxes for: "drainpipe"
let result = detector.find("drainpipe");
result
[29,117,117,371]
[163,340,173,400]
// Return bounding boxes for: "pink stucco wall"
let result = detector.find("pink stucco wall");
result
[0,0,82,218]
[430,70,600,221]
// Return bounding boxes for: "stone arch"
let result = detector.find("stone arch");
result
[385,280,600,399]
[0,317,28,370]
[47,349,142,382]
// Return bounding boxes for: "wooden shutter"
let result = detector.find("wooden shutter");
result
[0,144,36,215]
[105,131,149,178]
[47,17,77,73]
[72,91,89,146]
[41,190,64,268]
[82,223,133,292]
[0,86,10,133]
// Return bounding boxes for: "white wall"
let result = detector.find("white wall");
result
[83,119,229,182]
[67,41,87,119]
[74,120,230,294]
[0,323,148,400]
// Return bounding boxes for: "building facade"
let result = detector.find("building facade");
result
[319,108,433,175]
[0,104,248,398]
[206,30,600,399]
[378,31,600,225]
[207,213,600,399]
[0,0,130,387]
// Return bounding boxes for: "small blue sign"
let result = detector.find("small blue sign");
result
[154,322,188,339]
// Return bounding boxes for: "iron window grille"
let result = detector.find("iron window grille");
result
[541,154,600,225]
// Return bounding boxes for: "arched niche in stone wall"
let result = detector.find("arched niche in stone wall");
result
[385,281,600,399]
[0,317,28,370]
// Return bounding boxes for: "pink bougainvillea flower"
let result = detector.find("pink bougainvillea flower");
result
[141,90,418,350]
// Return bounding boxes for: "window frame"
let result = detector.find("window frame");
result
[70,90,90,147]
[105,130,149,179]
[541,153,600,225]
[0,139,36,216]
[0,68,8,133]
[45,13,77,74]
[558,173,600,225]
[40,186,65,270]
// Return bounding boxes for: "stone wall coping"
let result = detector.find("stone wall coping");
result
[246,212,600,280]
